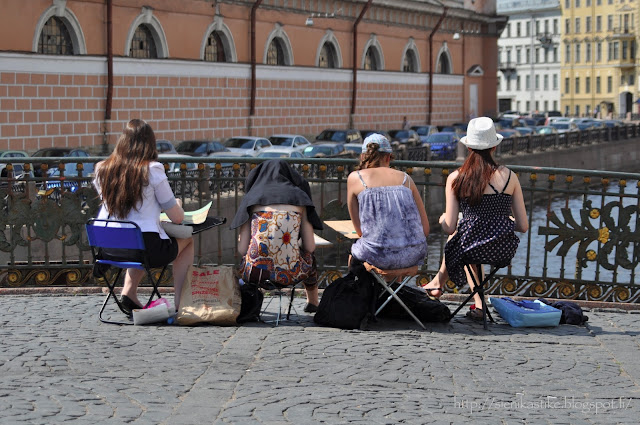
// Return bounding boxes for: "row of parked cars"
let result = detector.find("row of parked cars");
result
[157,123,466,165]
[495,113,627,139]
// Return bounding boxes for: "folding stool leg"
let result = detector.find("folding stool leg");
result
[97,267,135,326]
[141,265,167,307]
[448,264,498,330]
[373,274,426,330]
[375,276,411,316]
[286,285,295,320]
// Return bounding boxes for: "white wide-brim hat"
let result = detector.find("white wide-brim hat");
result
[460,116,503,150]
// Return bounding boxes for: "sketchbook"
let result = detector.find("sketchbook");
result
[160,201,212,225]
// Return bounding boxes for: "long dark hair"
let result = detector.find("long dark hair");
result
[96,119,158,218]
[451,148,498,206]
[357,143,394,170]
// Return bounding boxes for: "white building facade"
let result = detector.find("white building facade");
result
[496,0,562,115]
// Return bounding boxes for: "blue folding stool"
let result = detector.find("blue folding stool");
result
[85,218,166,325]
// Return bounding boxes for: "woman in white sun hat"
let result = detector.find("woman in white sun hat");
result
[423,117,528,320]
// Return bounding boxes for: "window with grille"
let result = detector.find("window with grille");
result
[267,38,285,65]
[130,25,157,58]
[38,16,73,55]
[319,43,337,68]
[204,31,226,62]
[437,52,451,74]
[364,47,378,70]
[403,50,417,72]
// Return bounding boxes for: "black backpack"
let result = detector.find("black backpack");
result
[314,266,376,330]
[538,299,589,325]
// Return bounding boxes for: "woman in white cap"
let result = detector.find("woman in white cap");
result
[346,133,429,270]
[423,117,528,320]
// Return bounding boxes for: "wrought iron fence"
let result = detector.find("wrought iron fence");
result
[1,129,639,303]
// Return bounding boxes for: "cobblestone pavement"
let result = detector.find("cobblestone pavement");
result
[0,294,638,425]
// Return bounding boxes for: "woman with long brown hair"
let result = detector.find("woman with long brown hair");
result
[424,117,528,320]
[93,119,194,314]
[347,133,429,270]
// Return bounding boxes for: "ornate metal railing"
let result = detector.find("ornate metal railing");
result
[1,135,640,303]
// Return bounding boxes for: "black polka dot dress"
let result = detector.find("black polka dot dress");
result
[444,171,520,287]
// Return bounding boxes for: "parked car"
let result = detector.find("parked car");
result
[387,129,421,146]
[423,132,459,160]
[514,126,534,135]
[314,129,362,144]
[360,129,392,141]
[0,150,31,177]
[223,136,272,157]
[175,140,227,157]
[495,117,523,129]
[410,125,438,143]
[546,110,562,117]
[602,120,624,128]
[31,148,94,177]
[257,149,305,159]
[302,143,348,158]
[268,134,311,152]
[497,129,522,138]
[158,153,198,173]
[156,139,177,154]
[535,125,559,135]
[550,122,579,133]
[343,142,364,156]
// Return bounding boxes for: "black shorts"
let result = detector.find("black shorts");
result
[99,232,178,268]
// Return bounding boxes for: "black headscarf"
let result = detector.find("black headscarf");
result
[230,160,323,230]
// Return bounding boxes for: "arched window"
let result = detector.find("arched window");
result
[267,38,286,65]
[38,16,73,55]
[437,53,451,73]
[204,31,226,62]
[319,42,337,68]
[364,46,378,70]
[130,25,158,58]
[403,49,418,72]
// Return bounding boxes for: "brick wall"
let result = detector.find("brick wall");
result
[0,53,464,152]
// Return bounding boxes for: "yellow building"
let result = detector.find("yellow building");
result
[561,0,637,118]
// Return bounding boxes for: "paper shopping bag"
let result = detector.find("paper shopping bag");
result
[176,265,241,326]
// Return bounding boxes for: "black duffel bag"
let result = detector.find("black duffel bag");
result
[376,284,451,323]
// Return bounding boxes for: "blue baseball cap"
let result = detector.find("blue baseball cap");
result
[362,133,393,153]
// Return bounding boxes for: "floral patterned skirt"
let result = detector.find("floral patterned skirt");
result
[240,210,317,288]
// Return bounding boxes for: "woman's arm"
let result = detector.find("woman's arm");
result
[408,176,430,237]
[510,174,529,233]
[237,221,251,255]
[299,208,316,253]
[164,198,185,224]
[440,172,460,235]
[346,172,362,237]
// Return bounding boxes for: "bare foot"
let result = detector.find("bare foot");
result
[423,274,445,298]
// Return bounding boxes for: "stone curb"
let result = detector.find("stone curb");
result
[1,286,639,311]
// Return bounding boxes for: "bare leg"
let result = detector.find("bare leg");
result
[423,234,455,298]
[172,236,195,309]
[465,264,484,309]
[305,286,319,306]
[121,268,145,307]
[423,256,448,298]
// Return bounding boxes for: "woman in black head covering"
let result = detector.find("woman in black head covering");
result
[230,160,323,312]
